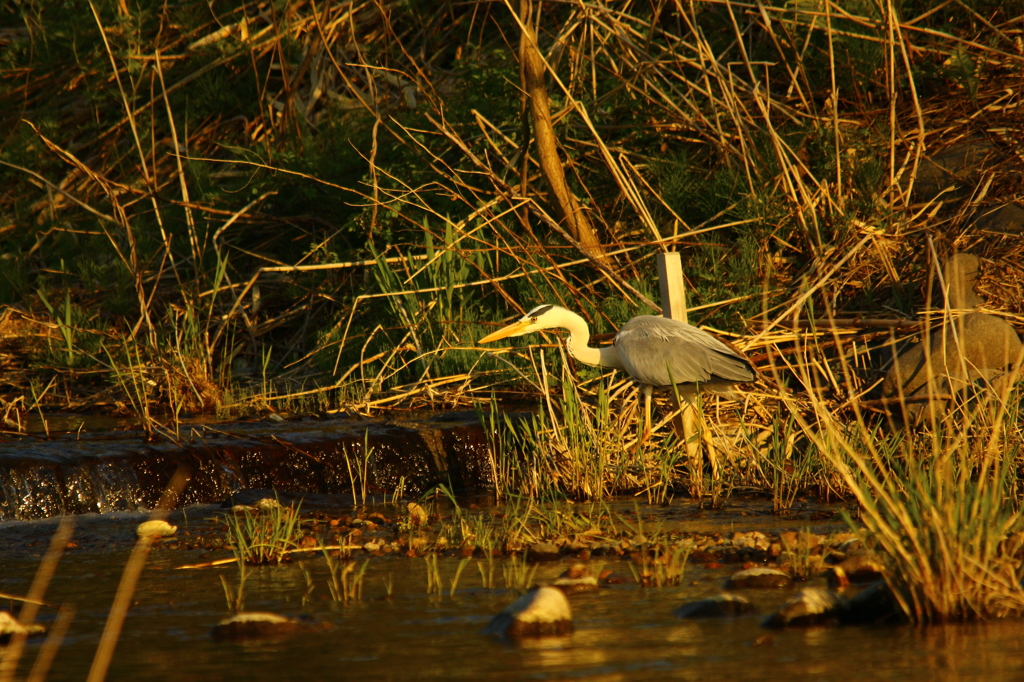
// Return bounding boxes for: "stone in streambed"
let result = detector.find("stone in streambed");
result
[763,583,902,628]
[552,563,599,595]
[211,612,327,641]
[485,586,573,639]
[826,554,886,588]
[528,542,561,562]
[762,588,847,628]
[843,582,903,625]
[0,611,45,643]
[725,567,792,589]
[136,520,177,538]
[675,594,758,619]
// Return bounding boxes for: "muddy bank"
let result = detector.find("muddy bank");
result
[0,412,498,521]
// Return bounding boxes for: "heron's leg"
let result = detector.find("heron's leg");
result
[699,410,719,482]
[640,384,653,445]
[670,388,703,494]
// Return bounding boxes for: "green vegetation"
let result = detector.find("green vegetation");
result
[323,555,369,603]
[222,498,303,565]
[5,0,1016,418]
[795,379,1024,621]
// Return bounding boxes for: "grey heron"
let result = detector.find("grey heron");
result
[478,304,755,438]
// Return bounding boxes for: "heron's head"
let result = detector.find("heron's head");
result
[478,304,563,343]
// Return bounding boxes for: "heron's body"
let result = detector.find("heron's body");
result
[478,304,755,401]
[612,315,755,393]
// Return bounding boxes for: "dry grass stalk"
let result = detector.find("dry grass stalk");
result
[0,519,74,682]
[86,468,189,682]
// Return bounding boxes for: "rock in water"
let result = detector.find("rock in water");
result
[0,611,46,643]
[485,586,573,638]
[762,588,848,628]
[724,567,792,589]
[763,584,902,628]
[136,520,177,538]
[675,594,758,619]
[528,542,561,562]
[826,553,886,588]
[211,612,326,641]
[844,582,903,625]
[552,563,599,595]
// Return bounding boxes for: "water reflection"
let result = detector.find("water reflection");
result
[5,519,1024,680]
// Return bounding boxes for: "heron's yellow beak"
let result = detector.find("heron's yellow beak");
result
[478,319,531,344]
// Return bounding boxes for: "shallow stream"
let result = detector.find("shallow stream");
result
[4,507,1024,681]
[4,415,1024,679]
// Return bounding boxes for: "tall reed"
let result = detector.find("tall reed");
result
[784,316,1024,621]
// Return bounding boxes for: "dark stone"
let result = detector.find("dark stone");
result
[552,563,599,594]
[972,202,1024,233]
[211,612,327,641]
[907,140,1017,201]
[528,542,561,562]
[763,584,903,628]
[725,567,792,589]
[762,588,846,628]
[844,582,904,625]
[675,594,758,618]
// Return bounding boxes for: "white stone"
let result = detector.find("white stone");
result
[136,520,177,538]
[485,586,573,638]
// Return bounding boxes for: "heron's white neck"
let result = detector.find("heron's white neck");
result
[555,309,625,370]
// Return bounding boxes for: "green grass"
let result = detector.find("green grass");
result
[783,324,1024,621]
[6,0,1012,420]
[221,498,304,565]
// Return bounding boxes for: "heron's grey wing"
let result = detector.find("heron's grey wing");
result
[613,316,754,388]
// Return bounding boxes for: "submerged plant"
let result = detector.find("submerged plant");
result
[502,554,538,593]
[630,541,694,588]
[324,555,369,602]
[220,571,246,614]
[477,554,497,590]
[342,431,375,506]
[222,499,304,565]
[424,554,443,596]
[450,557,472,596]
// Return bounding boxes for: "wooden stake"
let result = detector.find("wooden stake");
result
[657,252,687,323]
[656,252,705,492]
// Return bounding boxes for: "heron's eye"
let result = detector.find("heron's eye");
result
[531,317,537,323]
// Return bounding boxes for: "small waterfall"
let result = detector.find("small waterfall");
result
[0,413,494,521]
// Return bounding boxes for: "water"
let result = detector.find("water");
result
[4,413,1024,680]
[4,511,1024,680]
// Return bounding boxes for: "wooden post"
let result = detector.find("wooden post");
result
[656,252,706,492]
[657,252,687,323]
